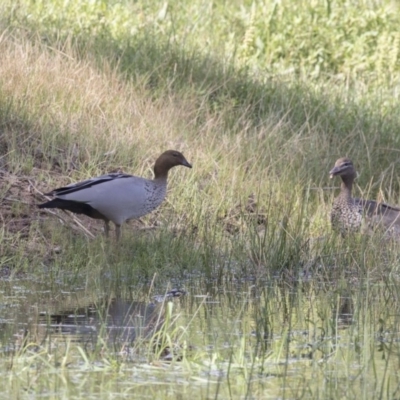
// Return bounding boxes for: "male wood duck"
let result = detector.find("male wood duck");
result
[39,150,192,239]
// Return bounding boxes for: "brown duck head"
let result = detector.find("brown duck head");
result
[329,157,357,187]
[153,150,192,179]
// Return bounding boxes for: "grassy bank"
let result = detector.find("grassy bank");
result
[1,0,400,398]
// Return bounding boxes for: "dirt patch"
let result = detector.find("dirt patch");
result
[1,169,42,238]
[1,169,105,238]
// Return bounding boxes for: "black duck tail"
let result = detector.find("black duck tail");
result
[38,198,104,220]
[38,198,73,210]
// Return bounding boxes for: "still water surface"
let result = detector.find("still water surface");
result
[1,274,399,399]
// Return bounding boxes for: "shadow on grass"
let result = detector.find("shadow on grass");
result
[2,3,400,199]
[2,13,400,180]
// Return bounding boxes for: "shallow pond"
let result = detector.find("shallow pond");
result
[1,269,400,399]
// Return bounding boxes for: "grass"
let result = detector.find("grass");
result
[3,276,400,398]
[2,0,400,398]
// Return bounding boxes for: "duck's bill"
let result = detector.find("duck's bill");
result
[329,166,340,177]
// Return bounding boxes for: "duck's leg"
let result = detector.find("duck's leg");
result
[115,224,122,241]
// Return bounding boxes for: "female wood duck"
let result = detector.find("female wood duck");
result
[330,157,400,236]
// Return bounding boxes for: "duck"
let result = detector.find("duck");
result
[329,157,400,236]
[38,150,192,239]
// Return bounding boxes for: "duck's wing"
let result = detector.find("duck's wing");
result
[354,198,400,214]
[45,173,133,196]
[354,198,400,234]
[354,198,378,216]
[373,203,400,229]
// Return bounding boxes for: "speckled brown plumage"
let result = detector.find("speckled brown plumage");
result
[330,157,400,237]
[329,158,363,235]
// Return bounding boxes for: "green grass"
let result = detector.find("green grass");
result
[2,0,400,398]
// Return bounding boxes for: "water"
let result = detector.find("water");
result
[1,272,400,399]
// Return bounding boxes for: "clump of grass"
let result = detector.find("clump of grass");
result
[2,2,400,398]
[1,253,400,399]
[1,24,400,276]
[4,0,400,86]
